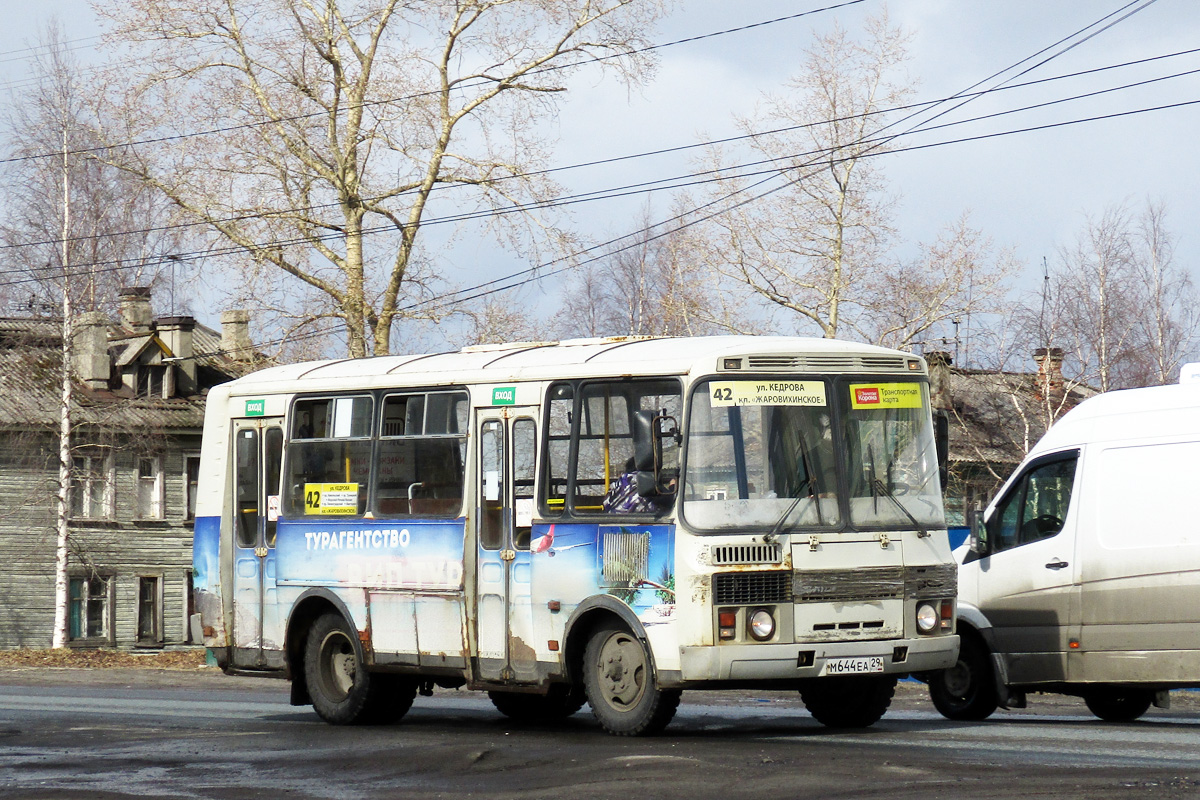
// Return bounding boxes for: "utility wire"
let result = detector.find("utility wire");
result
[0,1,869,168]
[4,44,1197,261]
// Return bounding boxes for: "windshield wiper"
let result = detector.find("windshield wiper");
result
[765,446,821,541]
[871,478,930,538]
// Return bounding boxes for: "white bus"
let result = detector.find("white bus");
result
[192,335,958,734]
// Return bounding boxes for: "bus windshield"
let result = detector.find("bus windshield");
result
[682,378,944,532]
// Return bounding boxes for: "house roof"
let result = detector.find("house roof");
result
[0,312,254,433]
[943,364,1096,469]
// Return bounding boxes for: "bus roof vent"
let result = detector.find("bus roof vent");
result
[711,543,783,566]
[745,354,911,373]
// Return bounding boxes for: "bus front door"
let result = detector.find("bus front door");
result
[230,417,284,669]
[475,409,538,683]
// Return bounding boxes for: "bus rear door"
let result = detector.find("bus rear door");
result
[230,417,284,669]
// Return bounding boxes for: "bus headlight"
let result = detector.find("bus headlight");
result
[749,608,775,641]
[916,602,939,634]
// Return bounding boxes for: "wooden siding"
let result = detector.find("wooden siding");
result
[0,433,202,650]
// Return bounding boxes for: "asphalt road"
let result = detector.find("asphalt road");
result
[1,670,1199,799]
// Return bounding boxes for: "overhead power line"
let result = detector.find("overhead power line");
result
[0,0,869,168]
[3,44,1197,260]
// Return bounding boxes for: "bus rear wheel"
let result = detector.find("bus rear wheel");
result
[1084,688,1154,722]
[800,675,897,728]
[489,684,586,722]
[583,623,680,736]
[305,612,415,725]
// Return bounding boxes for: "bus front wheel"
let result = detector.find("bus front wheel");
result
[305,612,415,725]
[583,623,680,736]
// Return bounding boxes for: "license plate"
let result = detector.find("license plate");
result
[820,656,885,676]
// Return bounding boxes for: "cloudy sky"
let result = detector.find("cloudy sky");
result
[2,1,1197,356]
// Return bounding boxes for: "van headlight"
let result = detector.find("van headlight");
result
[749,608,775,641]
[916,603,939,634]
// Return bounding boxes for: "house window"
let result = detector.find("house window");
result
[69,575,113,643]
[137,456,164,519]
[185,455,201,520]
[137,576,163,645]
[137,365,169,398]
[70,451,114,520]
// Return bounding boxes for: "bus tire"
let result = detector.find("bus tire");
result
[929,635,999,721]
[1084,688,1154,722]
[488,684,587,722]
[800,674,897,728]
[583,623,680,736]
[305,612,406,725]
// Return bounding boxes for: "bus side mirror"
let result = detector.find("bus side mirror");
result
[633,410,679,497]
[934,409,949,489]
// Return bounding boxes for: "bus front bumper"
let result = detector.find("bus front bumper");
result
[679,635,958,682]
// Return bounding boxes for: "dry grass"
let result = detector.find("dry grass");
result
[0,648,208,670]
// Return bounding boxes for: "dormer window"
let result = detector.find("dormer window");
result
[137,364,172,398]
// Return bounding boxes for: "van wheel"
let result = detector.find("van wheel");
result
[1084,688,1154,722]
[583,623,680,736]
[305,612,414,725]
[929,636,999,721]
[489,684,586,722]
[800,675,897,728]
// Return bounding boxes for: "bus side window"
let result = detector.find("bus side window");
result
[374,391,468,518]
[284,395,373,517]
[543,383,573,517]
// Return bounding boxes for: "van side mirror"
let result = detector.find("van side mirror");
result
[633,409,679,498]
[968,507,989,555]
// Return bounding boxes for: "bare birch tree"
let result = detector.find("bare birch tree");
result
[559,206,728,338]
[1127,201,1199,385]
[695,12,909,341]
[1035,201,1196,392]
[0,23,187,647]
[860,213,1017,350]
[95,0,668,357]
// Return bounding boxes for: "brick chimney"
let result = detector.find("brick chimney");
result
[73,312,112,390]
[220,310,254,362]
[155,315,197,394]
[119,287,153,333]
[1033,347,1065,401]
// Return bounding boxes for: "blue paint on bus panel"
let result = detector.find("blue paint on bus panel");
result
[275,517,467,590]
[529,522,675,616]
[193,515,221,593]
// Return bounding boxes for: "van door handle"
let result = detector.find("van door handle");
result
[1045,559,1069,570]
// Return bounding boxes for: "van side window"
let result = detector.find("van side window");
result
[990,455,1077,554]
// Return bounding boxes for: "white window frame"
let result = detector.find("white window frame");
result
[184,453,201,521]
[70,450,115,520]
[137,455,164,520]
[68,574,114,645]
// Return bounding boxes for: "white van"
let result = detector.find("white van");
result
[928,382,1200,721]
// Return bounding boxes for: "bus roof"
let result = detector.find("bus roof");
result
[220,335,924,396]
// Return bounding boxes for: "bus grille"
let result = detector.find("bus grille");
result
[602,531,649,584]
[711,543,783,566]
[713,571,793,605]
[793,564,958,603]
